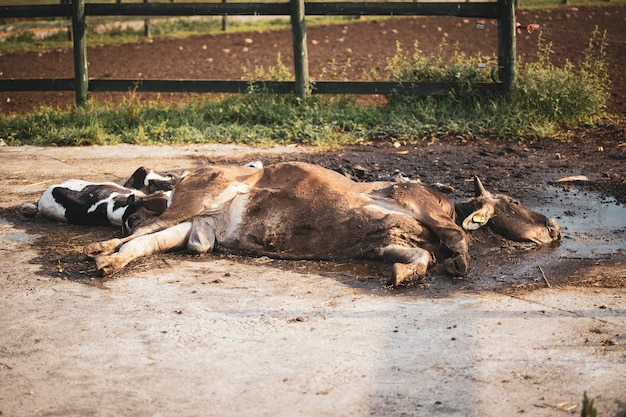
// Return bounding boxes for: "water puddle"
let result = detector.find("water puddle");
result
[528,186,626,258]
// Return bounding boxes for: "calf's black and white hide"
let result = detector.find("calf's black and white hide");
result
[20,167,181,232]
[123,166,188,194]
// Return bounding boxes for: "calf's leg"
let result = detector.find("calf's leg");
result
[373,245,433,286]
[94,222,192,275]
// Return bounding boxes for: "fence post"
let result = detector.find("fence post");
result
[290,0,309,98]
[144,0,151,37]
[497,0,516,95]
[71,0,88,105]
[222,0,227,31]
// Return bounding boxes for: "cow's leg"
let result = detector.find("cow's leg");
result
[442,250,471,277]
[373,245,433,286]
[386,184,471,276]
[427,221,471,277]
[85,219,175,257]
[187,217,217,254]
[85,237,126,257]
[401,212,470,277]
[94,222,192,275]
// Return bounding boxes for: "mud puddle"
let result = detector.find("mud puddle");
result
[433,185,626,293]
[531,186,626,258]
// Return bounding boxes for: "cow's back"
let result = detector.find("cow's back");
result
[221,162,432,260]
[154,165,261,225]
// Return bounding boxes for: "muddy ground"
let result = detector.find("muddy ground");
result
[1,144,625,417]
[2,136,625,292]
[1,5,625,417]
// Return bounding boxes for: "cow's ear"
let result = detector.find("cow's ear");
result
[142,195,169,214]
[462,204,494,231]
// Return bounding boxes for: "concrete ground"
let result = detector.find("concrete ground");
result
[1,145,624,417]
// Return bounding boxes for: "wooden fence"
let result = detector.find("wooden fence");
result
[0,0,516,105]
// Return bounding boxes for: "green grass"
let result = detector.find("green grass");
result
[581,392,626,417]
[0,28,611,146]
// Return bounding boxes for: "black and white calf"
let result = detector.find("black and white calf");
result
[20,167,183,232]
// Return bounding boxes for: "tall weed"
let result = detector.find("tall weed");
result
[383,31,609,140]
[387,40,495,87]
[515,28,609,125]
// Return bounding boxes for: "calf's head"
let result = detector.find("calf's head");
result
[458,177,560,244]
[121,191,172,234]
[124,167,186,194]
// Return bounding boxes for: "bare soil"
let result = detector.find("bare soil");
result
[1,144,625,417]
[1,5,626,116]
[0,6,625,417]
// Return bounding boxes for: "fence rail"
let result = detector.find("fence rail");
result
[0,0,516,105]
[0,2,503,18]
[0,78,503,94]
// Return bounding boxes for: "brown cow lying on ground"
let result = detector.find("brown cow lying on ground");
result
[83,162,560,285]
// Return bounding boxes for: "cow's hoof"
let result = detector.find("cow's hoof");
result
[84,239,122,257]
[20,202,38,218]
[443,253,470,276]
[94,256,117,276]
[388,262,428,286]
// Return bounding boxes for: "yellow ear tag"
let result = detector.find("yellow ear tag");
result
[472,214,487,224]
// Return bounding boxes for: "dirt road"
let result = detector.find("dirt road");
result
[1,144,624,417]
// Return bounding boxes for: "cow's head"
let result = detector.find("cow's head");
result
[458,177,560,244]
